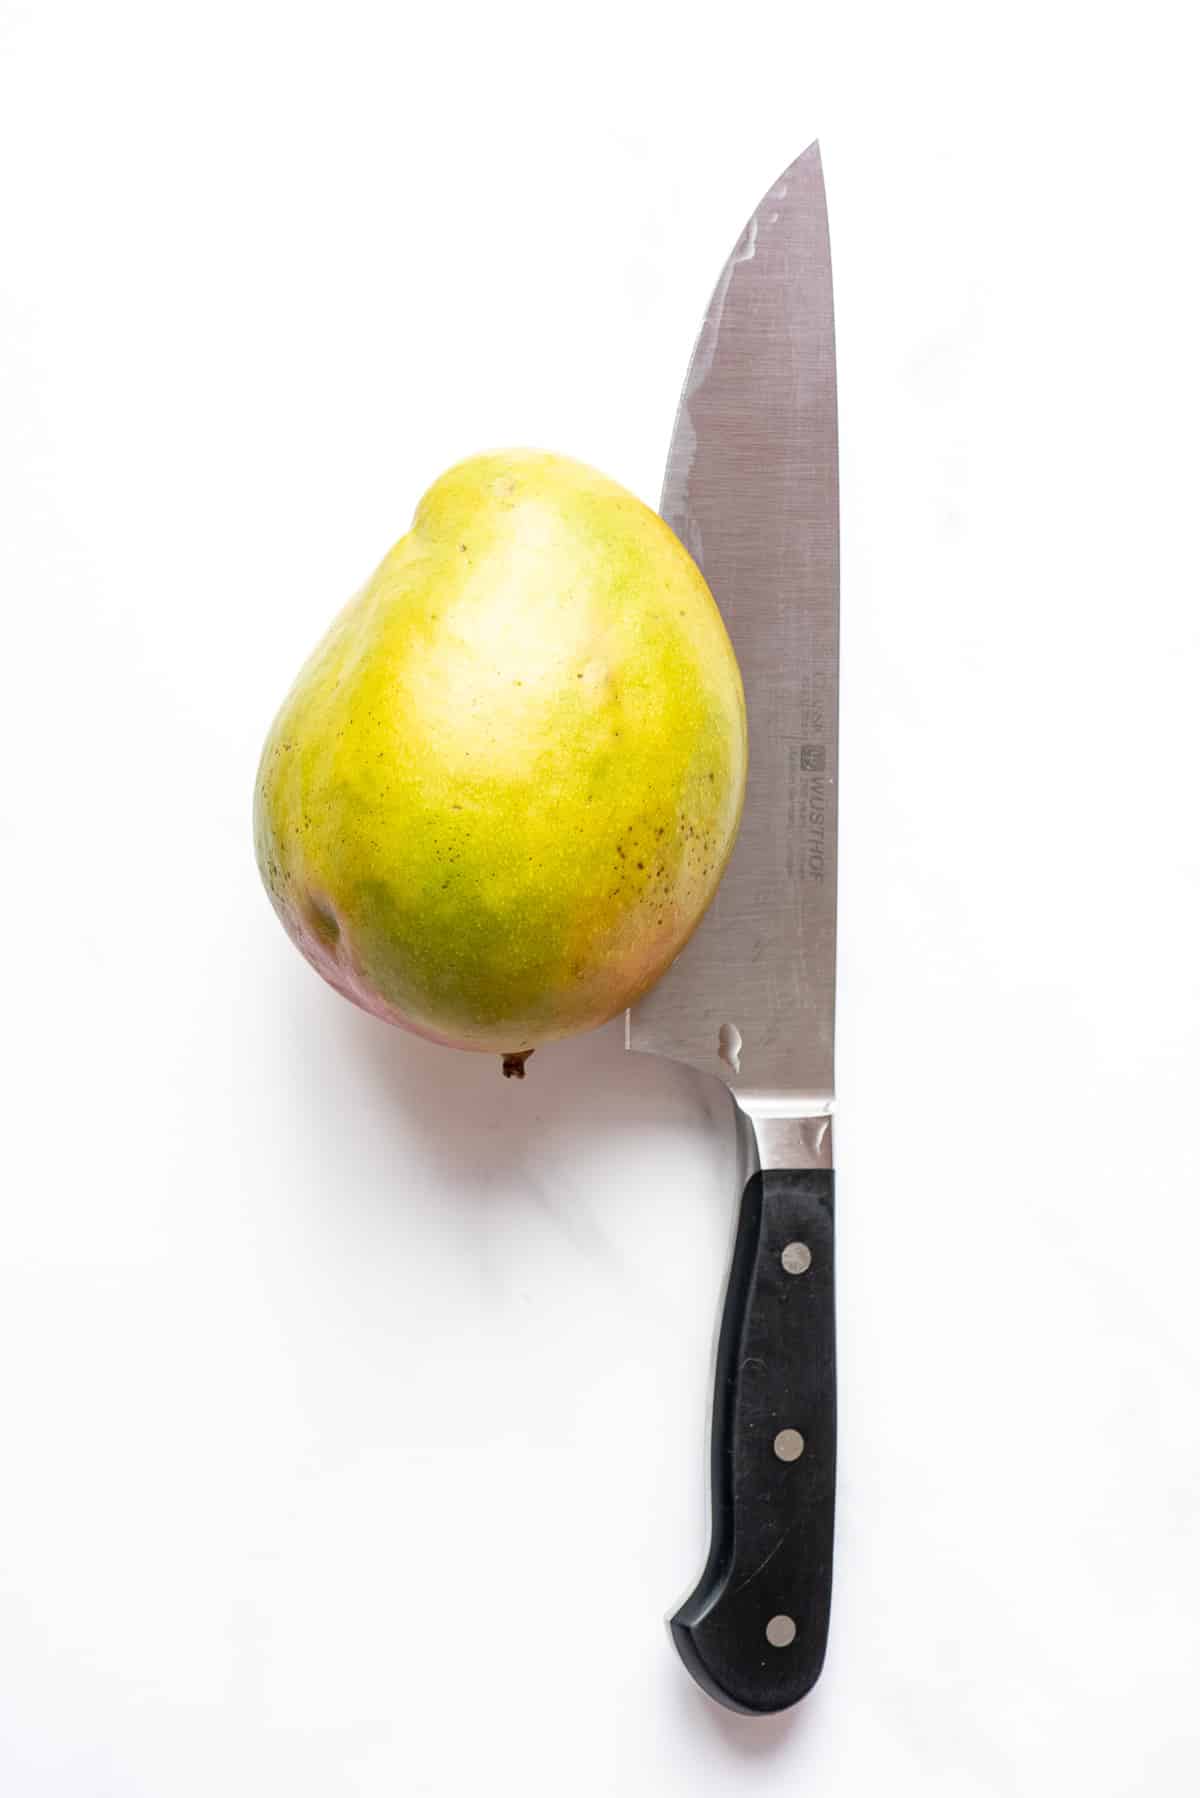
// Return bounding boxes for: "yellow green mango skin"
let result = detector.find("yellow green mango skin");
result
[254,450,747,1060]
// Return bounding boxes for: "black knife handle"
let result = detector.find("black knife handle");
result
[671,1167,835,1714]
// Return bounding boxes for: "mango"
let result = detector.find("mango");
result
[254,451,746,1071]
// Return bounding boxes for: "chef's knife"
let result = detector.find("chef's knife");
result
[628,142,838,1715]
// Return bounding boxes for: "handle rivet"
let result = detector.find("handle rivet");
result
[774,1428,805,1462]
[781,1241,811,1275]
[766,1614,797,1648]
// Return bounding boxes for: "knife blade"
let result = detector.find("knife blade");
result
[628,142,838,1714]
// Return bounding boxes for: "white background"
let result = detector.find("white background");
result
[3,2,1199,1793]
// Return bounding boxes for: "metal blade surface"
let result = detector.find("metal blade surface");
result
[628,143,838,1122]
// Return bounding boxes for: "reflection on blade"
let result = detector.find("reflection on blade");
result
[628,143,838,1115]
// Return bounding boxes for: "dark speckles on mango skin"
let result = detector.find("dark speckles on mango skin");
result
[253,449,747,1054]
